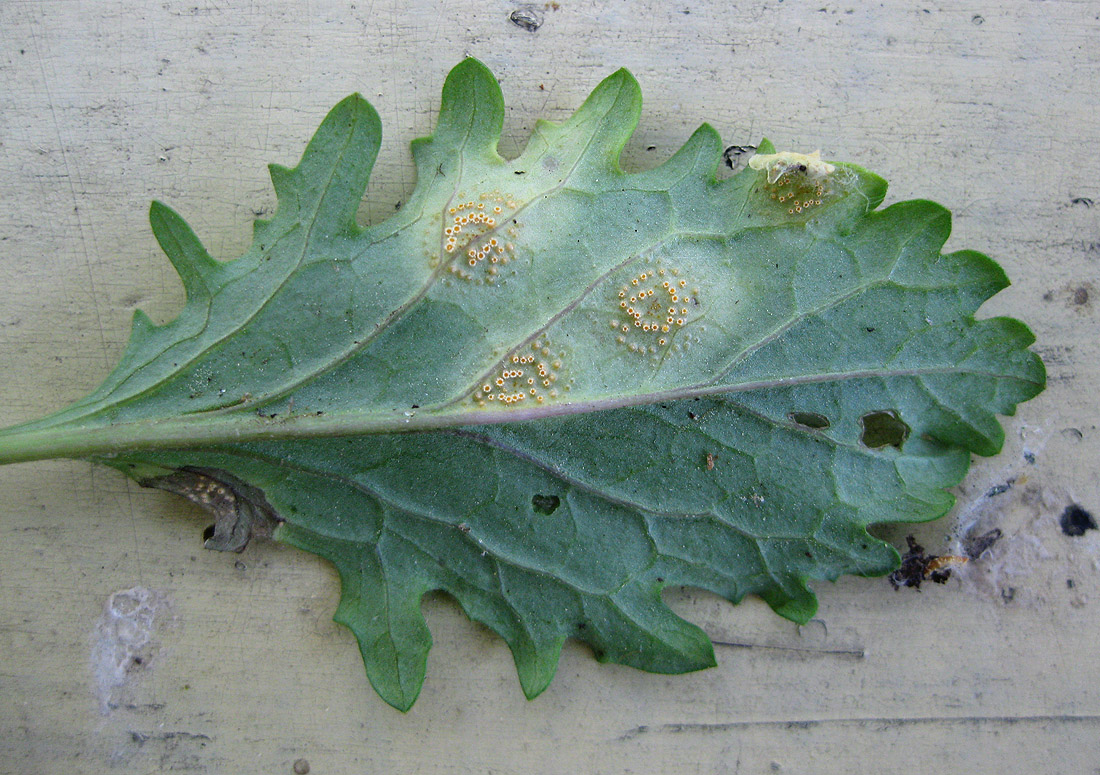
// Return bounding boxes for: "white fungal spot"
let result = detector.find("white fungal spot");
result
[748,150,835,184]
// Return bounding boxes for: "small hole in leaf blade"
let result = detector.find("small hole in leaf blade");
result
[859,411,910,449]
[531,494,560,515]
[789,411,830,430]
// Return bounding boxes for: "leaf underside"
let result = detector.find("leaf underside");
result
[0,58,1044,710]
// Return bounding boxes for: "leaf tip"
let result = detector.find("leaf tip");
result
[513,638,566,700]
[148,199,216,294]
[607,66,641,91]
[761,581,818,625]
[596,66,643,114]
[433,56,505,160]
[267,162,294,197]
[448,56,496,83]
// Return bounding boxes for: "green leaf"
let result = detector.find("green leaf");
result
[0,58,1044,711]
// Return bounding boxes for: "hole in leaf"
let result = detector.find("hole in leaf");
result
[531,494,560,515]
[789,411,830,430]
[859,410,910,449]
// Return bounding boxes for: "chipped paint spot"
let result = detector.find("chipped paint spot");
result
[91,587,169,714]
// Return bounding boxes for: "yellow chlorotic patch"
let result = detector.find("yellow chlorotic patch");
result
[435,190,522,285]
[471,338,574,408]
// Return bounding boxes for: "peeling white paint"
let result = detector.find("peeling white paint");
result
[90,587,168,714]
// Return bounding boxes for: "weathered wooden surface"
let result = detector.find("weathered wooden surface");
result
[1,1,1097,772]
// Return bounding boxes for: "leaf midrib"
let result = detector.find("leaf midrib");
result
[0,359,1036,466]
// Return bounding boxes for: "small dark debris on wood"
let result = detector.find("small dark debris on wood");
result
[889,536,968,589]
[1070,197,1094,208]
[509,6,544,31]
[1060,504,1097,537]
[962,528,1002,559]
[984,478,1016,497]
[722,144,756,171]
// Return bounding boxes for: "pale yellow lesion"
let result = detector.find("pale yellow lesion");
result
[469,338,573,408]
[438,190,522,284]
[748,150,835,184]
[610,260,702,360]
